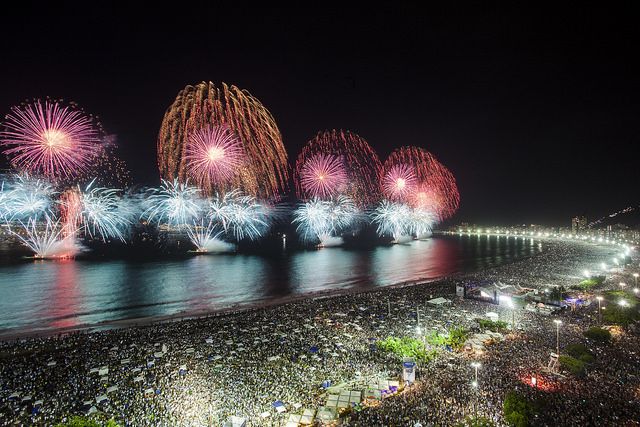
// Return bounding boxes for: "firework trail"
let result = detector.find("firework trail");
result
[294,130,382,207]
[207,190,269,241]
[8,216,84,258]
[158,82,288,198]
[141,179,202,228]
[86,135,131,188]
[383,146,459,221]
[0,99,104,182]
[293,195,361,246]
[298,153,348,200]
[187,219,235,253]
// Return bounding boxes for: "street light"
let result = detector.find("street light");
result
[470,374,479,420]
[619,282,626,291]
[596,296,603,324]
[471,362,481,383]
[618,300,628,307]
[499,295,516,329]
[553,319,562,355]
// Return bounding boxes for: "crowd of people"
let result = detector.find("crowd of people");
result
[0,238,638,426]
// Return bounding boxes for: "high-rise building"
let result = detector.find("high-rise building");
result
[571,215,587,233]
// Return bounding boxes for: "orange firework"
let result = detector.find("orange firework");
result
[383,146,459,221]
[294,130,382,207]
[157,82,288,199]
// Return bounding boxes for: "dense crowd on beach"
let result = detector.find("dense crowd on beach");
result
[1,238,639,426]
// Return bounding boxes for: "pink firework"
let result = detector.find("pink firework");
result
[411,184,445,217]
[59,189,82,239]
[184,125,245,189]
[299,153,348,199]
[294,130,383,206]
[0,99,102,181]
[383,146,459,221]
[382,164,417,202]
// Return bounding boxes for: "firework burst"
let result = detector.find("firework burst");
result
[293,195,360,245]
[0,99,103,182]
[294,130,382,206]
[371,200,413,242]
[158,82,288,198]
[298,153,348,199]
[187,219,235,253]
[184,125,245,190]
[9,216,84,259]
[383,146,459,221]
[73,180,132,242]
[207,190,269,241]
[381,164,418,202]
[1,173,55,220]
[371,201,436,242]
[410,208,435,239]
[141,179,202,228]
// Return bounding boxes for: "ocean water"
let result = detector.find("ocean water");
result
[0,234,542,336]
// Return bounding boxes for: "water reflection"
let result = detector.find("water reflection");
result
[0,236,539,336]
[46,259,81,329]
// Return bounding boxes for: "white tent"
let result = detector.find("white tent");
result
[486,312,499,321]
[223,416,247,427]
[427,297,451,306]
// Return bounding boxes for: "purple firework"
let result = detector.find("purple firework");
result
[299,153,347,199]
[184,125,245,189]
[382,164,417,202]
[0,99,103,181]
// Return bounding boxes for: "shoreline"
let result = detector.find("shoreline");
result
[0,274,456,342]
[0,235,617,342]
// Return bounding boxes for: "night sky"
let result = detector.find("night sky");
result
[1,4,637,226]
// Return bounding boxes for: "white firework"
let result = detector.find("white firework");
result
[3,173,55,220]
[187,218,235,253]
[293,196,360,244]
[142,179,202,228]
[207,190,269,241]
[75,180,132,242]
[8,216,83,258]
[371,200,413,242]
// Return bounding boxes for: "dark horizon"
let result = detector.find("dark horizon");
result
[1,4,638,227]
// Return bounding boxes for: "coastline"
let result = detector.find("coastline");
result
[0,273,455,342]
[0,236,614,342]
[0,233,608,344]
